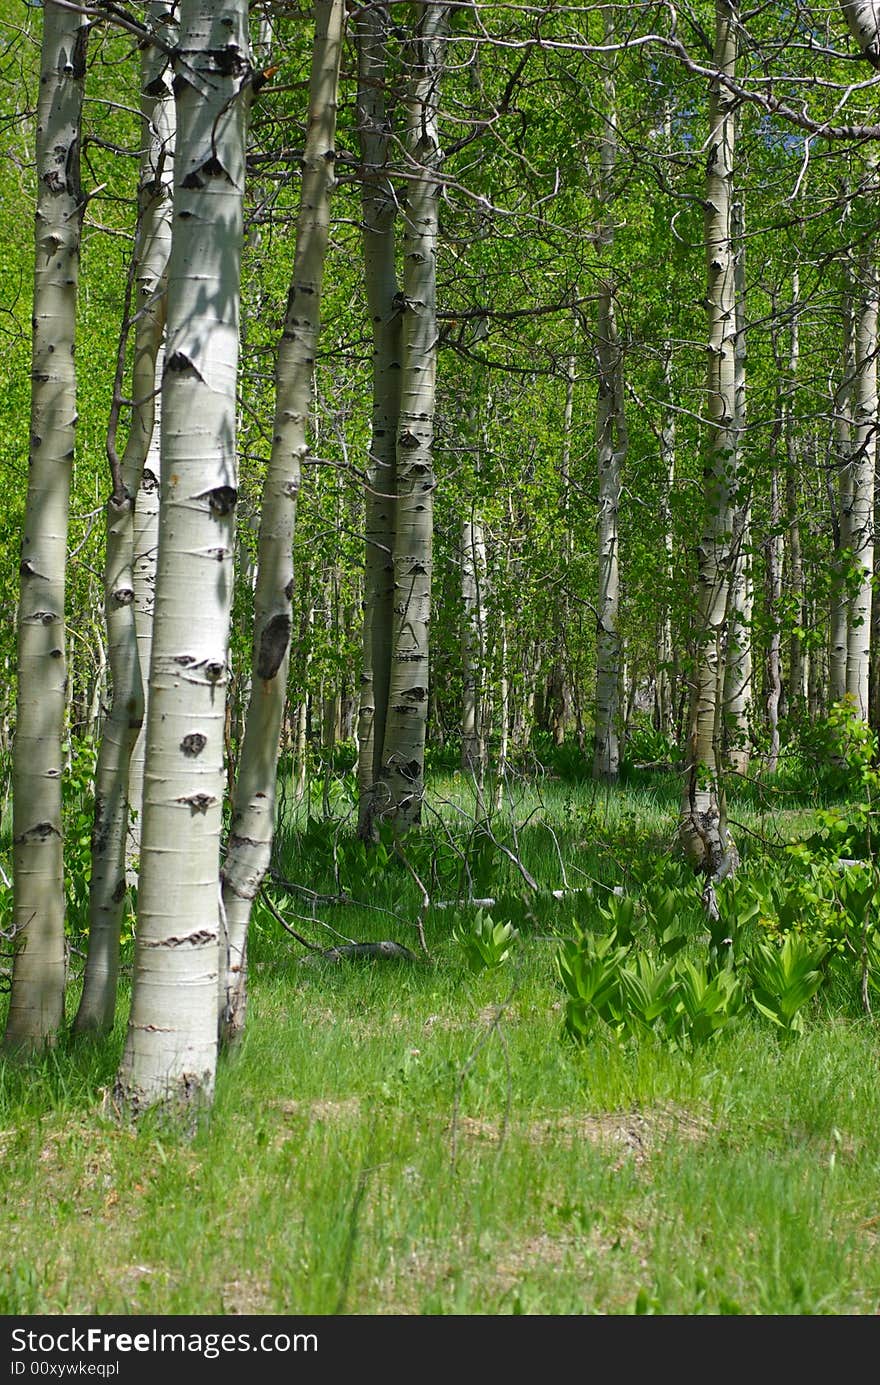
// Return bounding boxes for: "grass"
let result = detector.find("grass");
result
[1,756,879,1315]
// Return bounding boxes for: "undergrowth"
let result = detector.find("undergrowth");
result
[2,731,880,1313]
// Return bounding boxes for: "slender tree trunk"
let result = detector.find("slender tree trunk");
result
[765,467,784,774]
[560,354,576,524]
[784,270,806,716]
[592,11,627,783]
[115,0,252,1112]
[722,199,752,774]
[846,225,878,720]
[123,14,176,870]
[493,613,509,814]
[461,514,487,791]
[547,352,576,753]
[657,351,677,737]
[127,374,162,876]
[76,4,176,1033]
[808,592,826,720]
[4,2,89,1052]
[219,0,344,1042]
[355,3,402,840]
[377,4,448,831]
[87,633,108,741]
[830,283,855,703]
[679,0,739,882]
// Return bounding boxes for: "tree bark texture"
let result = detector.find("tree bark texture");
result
[355,1,401,840]
[5,1,89,1052]
[830,282,855,704]
[722,199,752,773]
[785,271,806,714]
[377,4,448,831]
[219,0,344,1042]
[116,0,252,1111]
[76,0,176,1035]
[592,8,627,784]
[679,0,739,880]
[460,515,487,784]
[846,226,878,720]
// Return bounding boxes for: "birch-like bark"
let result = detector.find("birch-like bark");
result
[657,350,676,736]
[830,284,855,703]
[76,2,176,1033]
[766,466,783,774]
[127,414,161,867]
[722,199,752,773]
[356,3,402,840]
[219,0,344,1041]
[116,0,252,1111]
[4,2,89,1052]
[784,270,807,714]
[561,354,575,532]
[679,0,739,881]
[377,4,448,831]
[841,2,880,65]
[809,591,827,721]
[461,515,486,786]
[592,12,626,783]
[493,613,509,814]
[846,234,879,720]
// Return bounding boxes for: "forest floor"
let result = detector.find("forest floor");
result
[2,756,880,1315]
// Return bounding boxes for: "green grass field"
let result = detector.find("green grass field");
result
[2,760,879,1315]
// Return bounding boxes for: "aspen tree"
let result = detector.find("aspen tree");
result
[657,348,676,737]
[355,0,401,841]
[846,226,878,720]
[75,0,176,1034]
[116,0,252,1110]
[829,280,855,704]
[460,513,487,788]
[841,1,880,66]
[4,0,89,1051]
[219,0,345,1040]
[722,199,752,773]
[679,0,739,883]
[837,7,880,720]
[765,465,783,775]
[377,3,448,831]
[785,270,806,714]
[592,9,627,783]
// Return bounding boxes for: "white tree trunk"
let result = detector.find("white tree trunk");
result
[679,0,739,880]
[657,350,676,736]
[461,515,487,786]
[493,613,510,814]
[784,270,807,714]
[722,200,752,773]
[841,1,880,65]
[127,363,162,880]
[355,2,402,840]
[116,0,252,1111]
[846,229,878,720]
[592,7,627,783]
[830,285,855,703]
[5,1,89,1051]
[378,4,448,831]
[219,0,344,1041]
[765,467,784,774]
[592,277,625,781]
[77,1,176,1034]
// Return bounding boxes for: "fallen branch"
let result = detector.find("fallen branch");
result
[432,885,624,910]
[300,940,422,964]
